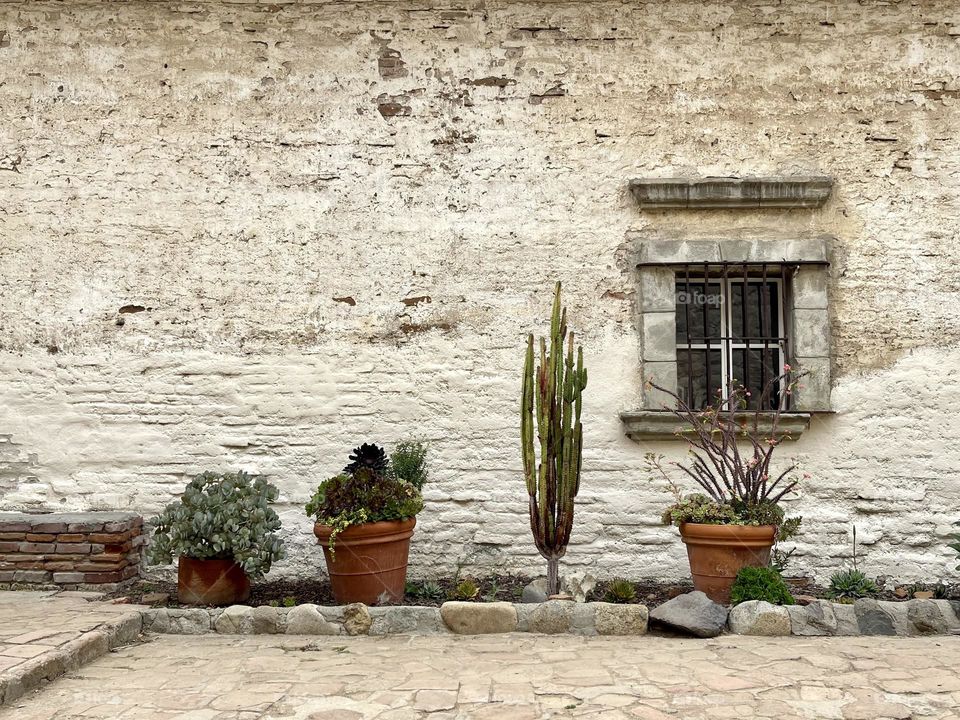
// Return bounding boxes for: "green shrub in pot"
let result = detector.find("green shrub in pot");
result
[147,470,285,578]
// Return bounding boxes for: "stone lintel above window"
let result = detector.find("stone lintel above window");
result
[629,176,833,210]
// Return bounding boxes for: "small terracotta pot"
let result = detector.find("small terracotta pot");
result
[679,523,776,604]
[177,556,251,606]
[314,518,416,605]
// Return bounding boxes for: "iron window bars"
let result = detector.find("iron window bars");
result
[638,261,825,411]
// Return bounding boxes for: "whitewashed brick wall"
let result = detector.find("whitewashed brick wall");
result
[2,1,959,583]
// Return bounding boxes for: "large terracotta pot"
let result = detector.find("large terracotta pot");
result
[177,556,251,606]
[313,518,416,605]
[680,523,776,604]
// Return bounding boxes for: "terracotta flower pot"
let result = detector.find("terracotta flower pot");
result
[177,556,251,606]
[313,518,416,605]
[679,523,776,604]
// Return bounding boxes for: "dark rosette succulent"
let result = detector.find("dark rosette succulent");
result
[344,443,389,477]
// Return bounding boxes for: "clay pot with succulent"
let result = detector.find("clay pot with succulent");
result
[646,368,804,604]
[306,441,427,605]
[147,471,285,605]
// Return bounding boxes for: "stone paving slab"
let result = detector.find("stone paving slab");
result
[3,632,960,719]
[0,591,145,705]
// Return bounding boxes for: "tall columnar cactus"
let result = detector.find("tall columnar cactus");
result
[521,281,587,596]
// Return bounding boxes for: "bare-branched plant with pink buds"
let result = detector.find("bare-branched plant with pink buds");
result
[646,366,805,538]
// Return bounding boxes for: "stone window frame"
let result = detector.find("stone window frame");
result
[621,236,832,441]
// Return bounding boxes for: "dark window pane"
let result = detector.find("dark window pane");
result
[731,348,782,410]
[731,281,780,340]
[677,350,723,409]
[675,281,722,342]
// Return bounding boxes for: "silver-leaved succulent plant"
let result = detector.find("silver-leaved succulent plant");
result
[147,471,285,579]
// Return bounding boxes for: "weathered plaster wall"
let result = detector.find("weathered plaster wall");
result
[2,0,960,583]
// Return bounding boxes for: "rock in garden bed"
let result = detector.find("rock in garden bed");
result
[649,591,728,638]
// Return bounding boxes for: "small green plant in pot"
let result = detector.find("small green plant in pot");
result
[306,441,426,605]
[147,471,285,606]
[646,368,804,604]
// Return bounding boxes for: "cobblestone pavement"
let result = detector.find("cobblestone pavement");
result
[3,633,960,719]
[0,590,142,699]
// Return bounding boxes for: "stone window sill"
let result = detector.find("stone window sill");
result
[619,410,815,442]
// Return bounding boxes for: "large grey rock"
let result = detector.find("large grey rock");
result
[594,603,648,636]
[214,605,253,634]
[907,600,947,635]
[369,606,446,635]
[787,600,838,636]
[285,604,340,635]
[728,601,791,636]
[529,600,573,634]
[342,603,372,636]
[440,602,517,634]
[854,599,897,636]
[521,579,548,604]
[649,591,728,638]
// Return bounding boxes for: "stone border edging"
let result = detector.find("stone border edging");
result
[138,597,960,639]
[0,610,142,706]
[729,598,960,637]
[140,600,650,637]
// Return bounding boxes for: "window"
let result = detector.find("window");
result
[621,225,832,441]
[675,263,789,410]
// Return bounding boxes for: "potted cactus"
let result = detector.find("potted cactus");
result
[306,442,427,604]
[521,281,588,596]
[147,471,285,606]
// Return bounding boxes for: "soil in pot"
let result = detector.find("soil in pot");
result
[680,522,775,604]
[314,518,416,605]
[178,556,251,606]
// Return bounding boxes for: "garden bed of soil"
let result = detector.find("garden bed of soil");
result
[109,575,960,609]
[112,576,695,609]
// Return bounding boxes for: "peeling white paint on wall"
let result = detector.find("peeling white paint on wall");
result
[2,1,960,583]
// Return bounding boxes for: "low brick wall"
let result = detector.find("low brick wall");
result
[0,512,143,589]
